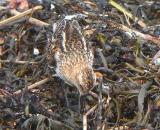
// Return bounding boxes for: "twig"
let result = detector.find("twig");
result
[137,80,153,124]
[0,5,49,27]
[13,78,50,95]
[0,5,43,27]
[0,59,37,64]
[8,8,50,27]
[106,20,160,45]
[141,101,151,126]
[108,0,146,28]
[83,105,97,130]
[83,98,106,130]
[83,115,87,130]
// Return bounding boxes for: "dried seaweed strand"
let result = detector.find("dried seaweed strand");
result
[125,63,144,74]
[137,80,153,124]
[97,48,108,69]
[108,0,146,28]
[112,98,121,127]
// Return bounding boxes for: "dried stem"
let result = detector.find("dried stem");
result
[106,20,160,45]
[0,59,37,64]
[83,115,87,130]
[9,8,50,27]
[109,0,146,28]
[125,62,144,74]
[83,98,106,130]
[0,5,43,27]
[13,78,50,95]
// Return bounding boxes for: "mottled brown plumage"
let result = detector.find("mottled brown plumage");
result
[47,19,96,95]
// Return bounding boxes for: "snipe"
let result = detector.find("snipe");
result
[47,18,96,96]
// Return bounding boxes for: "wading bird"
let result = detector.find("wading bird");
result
[47,18,96,111]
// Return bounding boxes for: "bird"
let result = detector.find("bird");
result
[47,18,96,97]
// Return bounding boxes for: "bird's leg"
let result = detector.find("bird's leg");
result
[60,81,70,108]
[78,94,83,114]
[64,86,69,108]
[79,94,88,114]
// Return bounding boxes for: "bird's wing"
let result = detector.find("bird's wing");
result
[47,19,94,66]
[53,19,88,52]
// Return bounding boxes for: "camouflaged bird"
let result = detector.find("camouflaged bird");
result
[47,19,96,95]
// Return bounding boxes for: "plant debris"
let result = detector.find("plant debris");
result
[0,0,160,130]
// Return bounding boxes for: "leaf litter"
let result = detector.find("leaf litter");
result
[0,0,160,130]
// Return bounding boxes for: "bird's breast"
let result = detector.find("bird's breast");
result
[55,52,89,85]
